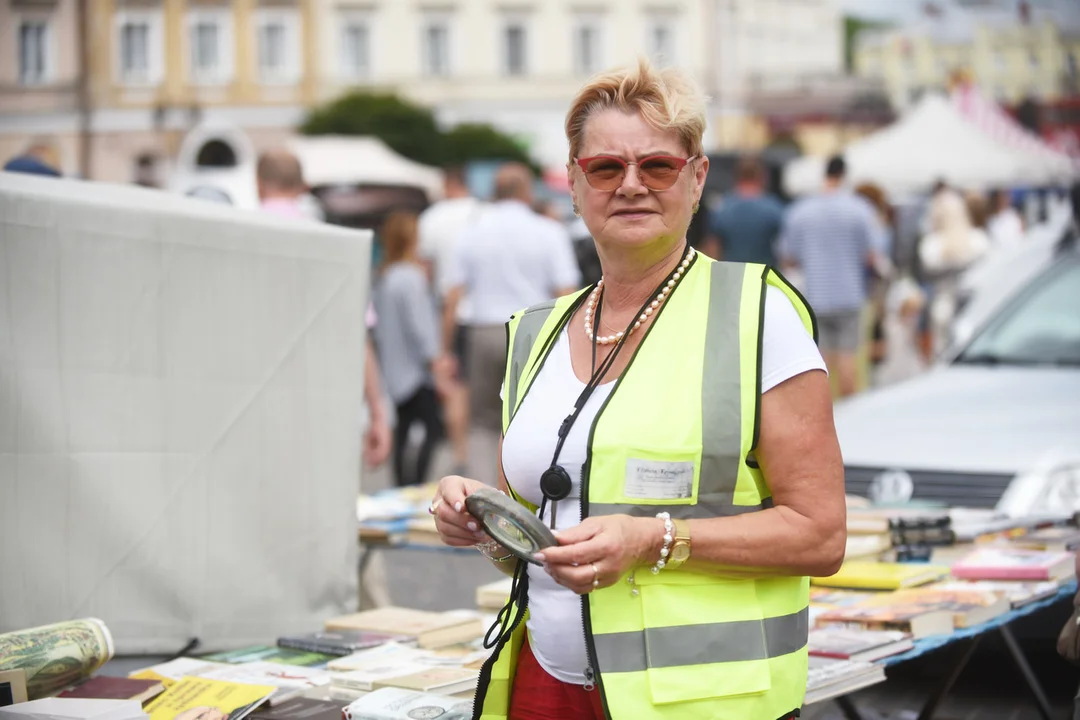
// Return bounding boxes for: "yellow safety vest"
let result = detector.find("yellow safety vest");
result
[473,256,817,720]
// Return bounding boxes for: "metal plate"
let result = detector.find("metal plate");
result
[465,487,557,566]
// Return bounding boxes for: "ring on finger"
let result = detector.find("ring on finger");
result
[428,497,443,515]
[590,562,600,589]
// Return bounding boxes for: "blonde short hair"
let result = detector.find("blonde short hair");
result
[565,57,707,163]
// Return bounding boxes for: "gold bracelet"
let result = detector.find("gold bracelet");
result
[475,540,515,563]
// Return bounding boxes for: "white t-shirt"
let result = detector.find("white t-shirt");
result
[417,196,485,322]
[500,285,827,684]
[446,200,581,326]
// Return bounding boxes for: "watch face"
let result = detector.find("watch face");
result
[672,544,691,562]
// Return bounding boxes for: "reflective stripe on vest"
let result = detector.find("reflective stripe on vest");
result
[484,258,815,719]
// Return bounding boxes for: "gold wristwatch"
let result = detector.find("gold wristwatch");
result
[666,518,692,569]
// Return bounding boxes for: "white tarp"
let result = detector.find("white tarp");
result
[287,136,444,200]
[784,94,1077,197]
[0,173,372,653]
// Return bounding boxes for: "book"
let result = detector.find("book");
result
[0,619,115,701]
[341,688,472,720]
[878,587,1009,628]
[811,561,950,590]
[244,697,342,720]
[804,657,887,705]
[475,579,513,611]
[1011,526,1080,553]
[326,644,423,674]
[277,631,413,657]
[808,588,879,628]
[371,668,478,697]
[128,659,232,687]
[950,547,1075,582]
[0,698,147,720]
[0,669,28,706]
[142,677,274,720]
[326,687,364,703]
[196,663,332,707]
[815,592,955,638]
[325,608,483,650]
[808,629,913,662]
[57,679,164,705]
[844,533,891,560]
[200,647,333,668]
[931,579,1061,608]
[330,664,431,693]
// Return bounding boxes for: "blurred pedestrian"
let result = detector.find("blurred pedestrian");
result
[854,182,896,370]
[986,188,1025,249]
[706,155,785,265]
[418,166,484,477]
[4,138,61,177]
[443,162,581,438]
[256,148,392,469]
[918,180,989,356]
[780,155,886,397]
[374,211,453,487]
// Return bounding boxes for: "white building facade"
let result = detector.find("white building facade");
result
[313,0,844,165]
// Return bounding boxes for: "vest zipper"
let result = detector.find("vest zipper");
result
[469,567,529,720]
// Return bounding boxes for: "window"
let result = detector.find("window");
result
[574,16,602,76]
[255,8,300,84]
[422,16,450,77]
[187,9,233,85]
[503,19,528,77]
[116,10,163,86]
[340,13,371,79]
[18,20,49,85]
[649,14,675,66]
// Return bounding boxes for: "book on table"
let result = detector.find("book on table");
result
[341,688,471,720]
[128,659,232,686]
[245,697,343,720]
[199,646,334,668]
[325,608,484,650]
[475,578,513,611]
[0,698,147,720]
[807,629,913,662]
[370,667,478,697]
[1011,526,1080,553]
[815,592,955,639]
[277,631,414,657]
[804,657,887,706]
[57,678,164,705]
[196,662,332,706]
[330,663,433,693]
[142,677,275,720]
[950,547,1075,582]
[811,561,950,590]
[931,579,1061,608]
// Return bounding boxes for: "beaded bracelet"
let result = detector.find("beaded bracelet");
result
[651,512,675,574]
[475,540,515,563]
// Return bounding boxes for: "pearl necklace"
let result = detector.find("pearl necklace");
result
[583,247,696,345]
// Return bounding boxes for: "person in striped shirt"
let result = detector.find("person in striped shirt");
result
[779,156,887,397]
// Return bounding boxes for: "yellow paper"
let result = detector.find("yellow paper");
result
[143,677,275,720]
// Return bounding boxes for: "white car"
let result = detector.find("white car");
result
[834,226,1080,518]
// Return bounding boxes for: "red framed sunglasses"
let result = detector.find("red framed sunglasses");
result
[574,154,697,191]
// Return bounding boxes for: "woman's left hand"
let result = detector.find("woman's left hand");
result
[535,515,658,595]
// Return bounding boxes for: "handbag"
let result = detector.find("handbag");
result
[1057,586,1080,664]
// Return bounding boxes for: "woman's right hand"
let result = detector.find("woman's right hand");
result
[430,475,489,547]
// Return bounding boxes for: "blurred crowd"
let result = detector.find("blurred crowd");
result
[2,138,1061,488]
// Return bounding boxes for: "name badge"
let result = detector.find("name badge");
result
[624,459,695,500]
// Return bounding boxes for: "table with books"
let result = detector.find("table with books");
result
[807,504,1080,720]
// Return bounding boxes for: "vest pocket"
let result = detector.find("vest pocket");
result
[639,576,772,704]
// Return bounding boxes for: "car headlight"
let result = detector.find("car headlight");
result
[997,463,1080,518]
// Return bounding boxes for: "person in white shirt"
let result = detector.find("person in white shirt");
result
[418,167,485,475]
[986,188,1025,249]
[442,163,581,435]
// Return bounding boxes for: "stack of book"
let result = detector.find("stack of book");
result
[804,656,887,705]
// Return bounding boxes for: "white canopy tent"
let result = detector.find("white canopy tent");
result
[287,136,444,201]
[784,94,1077,198]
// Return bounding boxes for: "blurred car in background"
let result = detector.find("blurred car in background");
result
[834,223,1080,518]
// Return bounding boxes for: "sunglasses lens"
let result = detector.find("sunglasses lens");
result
[583,158,625,190]
[640,157,683,189]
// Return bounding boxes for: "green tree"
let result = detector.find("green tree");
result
[300,91,539,171]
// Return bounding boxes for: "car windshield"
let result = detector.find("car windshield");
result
[956,253,1080,367]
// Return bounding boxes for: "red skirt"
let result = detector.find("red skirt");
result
[507,636,606,720]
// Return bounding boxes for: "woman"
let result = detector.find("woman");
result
[372,211,449,487]
[429,59,846,720]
